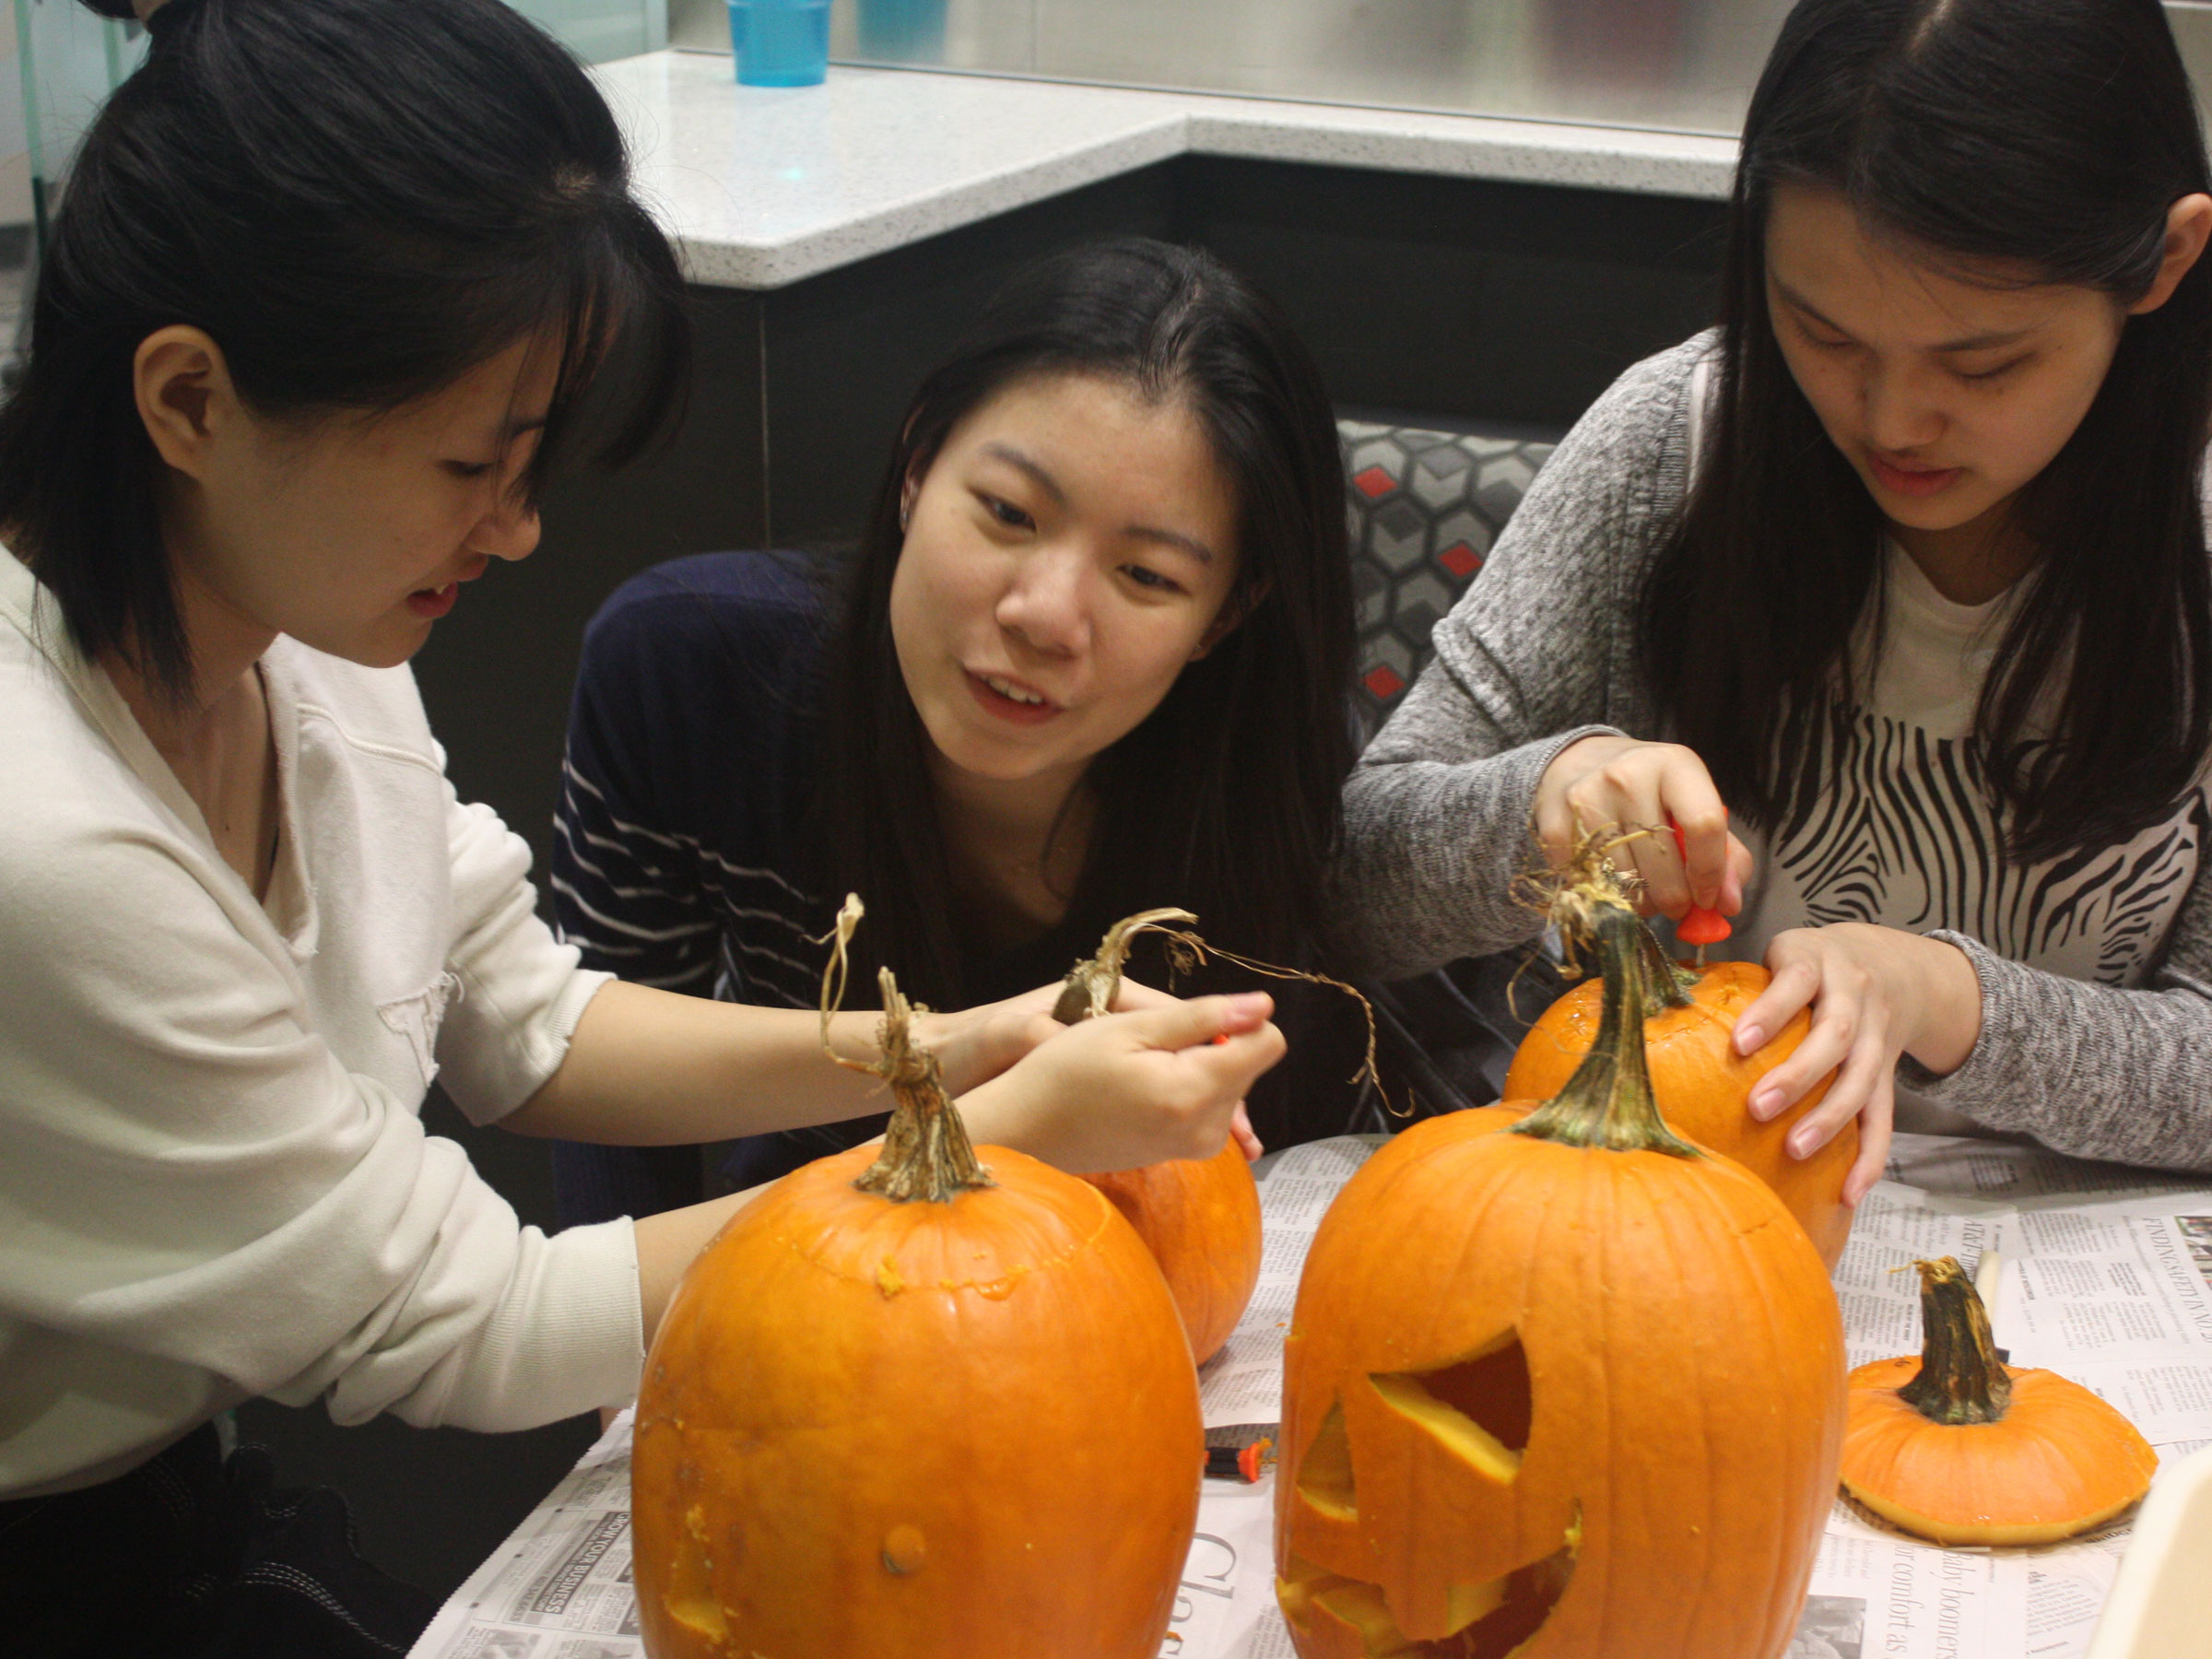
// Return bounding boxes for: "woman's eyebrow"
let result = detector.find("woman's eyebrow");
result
[1775,280,2032,353]
[981,440,1217,564]
[1126,524,1217,565]
[981,441,1067,506]
[1771,280,1852,337]
[1927,325,2033,353]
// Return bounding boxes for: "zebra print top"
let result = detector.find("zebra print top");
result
[1732,543,2206,995]
[1344,332,2212,1172]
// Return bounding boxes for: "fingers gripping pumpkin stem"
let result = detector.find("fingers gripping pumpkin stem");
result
[1895,1257,2012,1426]
[1051,909,1199,1024]
[1517,827,1697,1018]
[1513,863,1700,1159]
[1052,909,1384,1101]
[816,892,994,1204]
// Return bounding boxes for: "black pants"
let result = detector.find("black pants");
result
[0,1423,438,1659]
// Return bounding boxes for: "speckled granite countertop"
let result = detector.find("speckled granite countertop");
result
[593,53,1739,289]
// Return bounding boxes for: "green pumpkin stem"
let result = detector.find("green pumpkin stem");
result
[1636,915,1700,1015]
[817,894,994,1204]
[1897,1257,2011,1425]
[1513,879,1700,1158]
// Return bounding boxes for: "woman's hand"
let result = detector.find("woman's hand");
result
[1732,924,1983,1205]
[1535,735,1754,920]
[912,973,1179,1098]
[953,992,1283,1174]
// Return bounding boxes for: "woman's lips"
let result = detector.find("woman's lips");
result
[965,669,1060,726]
[407,582,460,619]
[1866,452,1963,499]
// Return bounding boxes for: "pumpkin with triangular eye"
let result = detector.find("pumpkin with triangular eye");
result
[1276,861,1847,1659]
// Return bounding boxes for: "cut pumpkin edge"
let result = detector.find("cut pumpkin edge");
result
[1840,1477,2148,1547]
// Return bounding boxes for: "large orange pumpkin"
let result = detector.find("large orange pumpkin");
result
[1276,870,1847,1659]
[633,912,1203,1658]
[1841,1257,2156,1547]
[1059,908,1265,1365]
[1505,948,1854,1267]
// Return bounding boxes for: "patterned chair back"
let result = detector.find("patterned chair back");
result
[1339,417,1559,745]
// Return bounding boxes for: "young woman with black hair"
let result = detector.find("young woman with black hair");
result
[549,237,1362,1226]
[0,4,1281,1650]
[1343,0,2212,1206]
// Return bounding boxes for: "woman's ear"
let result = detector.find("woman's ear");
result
[1190,579,1271,660]
[2130,193,2212,315]
[133,325,241,479]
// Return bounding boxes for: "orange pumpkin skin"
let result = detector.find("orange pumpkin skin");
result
[1841,1359,2156,1546]
[1506,959,1855,1268]
[1084,1141,1264,1364]
[1277,1112,1844,1654]
[632,1141,1202,1658]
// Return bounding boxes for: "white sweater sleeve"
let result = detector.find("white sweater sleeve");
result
[0,805,641,1443]
[433,780,615,1125]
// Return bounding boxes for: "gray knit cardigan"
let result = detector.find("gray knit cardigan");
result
[1341,335,2212,1172]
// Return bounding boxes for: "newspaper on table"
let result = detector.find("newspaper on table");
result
[410,1133,2212,1659]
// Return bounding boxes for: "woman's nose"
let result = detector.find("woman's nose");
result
[1862,365,1945,453]
[995,546,1088,655]
[477,498,541,564]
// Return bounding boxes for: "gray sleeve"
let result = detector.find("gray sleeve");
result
[1335,339,1701,979]
[1900,856,2212,1171]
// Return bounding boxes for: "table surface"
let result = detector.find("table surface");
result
[591,52,1740,289]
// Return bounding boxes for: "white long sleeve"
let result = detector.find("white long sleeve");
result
[0,548,641,1500]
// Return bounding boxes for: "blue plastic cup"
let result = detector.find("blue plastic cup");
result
[729,0,830,87]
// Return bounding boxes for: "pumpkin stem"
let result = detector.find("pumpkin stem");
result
[816,894,994,1204]
[1635,915,1700,1015]
[1512,864,1700,1158]
[1897,1257,2011,1426]
[1051,908,1199,1024]
[1052,909,1386,1103]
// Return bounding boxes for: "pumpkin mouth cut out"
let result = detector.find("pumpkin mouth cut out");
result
[1298,1398,1359,1520]
[1371,1334,1533,1482]
[1280,1533,1578,1658]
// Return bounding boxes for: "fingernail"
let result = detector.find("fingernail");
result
[1788,1125,1821,1159]
[1224,993,1271,1021]
[1735,1025,1764,1055]
[1747,1086,1780,1120]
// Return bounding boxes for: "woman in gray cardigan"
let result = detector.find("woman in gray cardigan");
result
[1345,0,2212,1202]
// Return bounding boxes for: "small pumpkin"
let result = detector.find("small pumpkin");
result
[1057,909,1265,1365]
[1276,854,1846,1659]
[1505,942,1854,1268]
[1841,1256,2156,1547]
[632,900,1202,1658]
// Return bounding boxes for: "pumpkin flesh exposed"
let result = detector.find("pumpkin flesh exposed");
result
[1277,870,1847,1659]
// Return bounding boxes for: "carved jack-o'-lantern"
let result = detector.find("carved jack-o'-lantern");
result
[1275,869,1847,1659]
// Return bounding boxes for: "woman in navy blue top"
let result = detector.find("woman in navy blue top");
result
[551,239,1365,1222]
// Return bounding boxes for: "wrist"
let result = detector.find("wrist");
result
[1905,933,1983,1077]
[947,1072,1036,1159]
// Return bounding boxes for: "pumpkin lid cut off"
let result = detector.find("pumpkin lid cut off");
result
[1841,1256,2157,1547]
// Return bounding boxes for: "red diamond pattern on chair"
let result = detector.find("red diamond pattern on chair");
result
[1351,464,1399,500]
